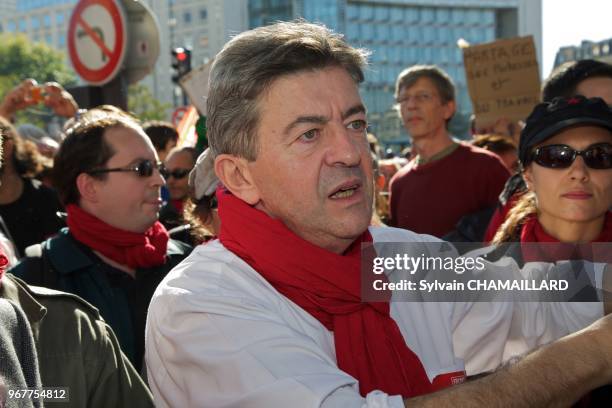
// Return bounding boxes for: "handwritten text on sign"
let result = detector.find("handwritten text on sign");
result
[463,36,541,129]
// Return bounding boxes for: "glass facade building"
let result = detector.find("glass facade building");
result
[1,0,81,89]
[1,0,74,47]
[16,0,76,13]
[0,0,249,110]
[248,0,537,143]
[554,38,612,69]
[0,0,17,16]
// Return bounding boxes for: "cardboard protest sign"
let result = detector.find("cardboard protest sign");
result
[463,36,541,129]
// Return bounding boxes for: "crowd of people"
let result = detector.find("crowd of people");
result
[0,19,610,408]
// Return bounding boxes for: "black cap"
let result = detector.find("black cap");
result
[519,96,612,165]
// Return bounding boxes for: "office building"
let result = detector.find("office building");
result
[249,0,542,142]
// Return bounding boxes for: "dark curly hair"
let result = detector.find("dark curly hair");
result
[0,116,47,178]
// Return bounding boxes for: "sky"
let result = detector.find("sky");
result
[542,0,612,77]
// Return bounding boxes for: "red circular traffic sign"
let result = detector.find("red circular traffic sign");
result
[68,0,127,85]
[172,106,189,127]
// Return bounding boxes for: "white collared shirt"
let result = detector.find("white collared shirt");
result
[146,226,603,407]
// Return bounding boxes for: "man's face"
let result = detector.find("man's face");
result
[246,66,374,253]
[90,126,164,233]
[576,77,612,105]
[397,77,455,140]
[164,150,194,200]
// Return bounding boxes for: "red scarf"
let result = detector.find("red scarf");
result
[171,199,184,214]
[217,188,432,398]
[520,212,612,263]
[0,249,8,283]
[66,204,169,269]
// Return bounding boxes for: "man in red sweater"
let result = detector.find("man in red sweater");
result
[389,65,510,238]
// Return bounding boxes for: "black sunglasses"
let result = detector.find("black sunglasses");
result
[531,143,612,169]
[161,168,191,180]
[88,159,164,177]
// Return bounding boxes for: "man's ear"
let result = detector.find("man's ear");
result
[76,173,99,203]
[443,99,456,121]
[214,154,260,205]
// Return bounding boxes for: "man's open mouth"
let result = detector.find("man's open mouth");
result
[329,184,360,199]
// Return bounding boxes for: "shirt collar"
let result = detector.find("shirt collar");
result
[1,274,47,326]
[415,140,459,165]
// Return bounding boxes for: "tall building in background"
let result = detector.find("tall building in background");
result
[0,0,248,111]
[0,0,76,68]
[0,0,540,128]
[554,38,612,69]
[0,0,17,17]
[163,0,248,107]
[249,0,542,142]
[141,0,247,108]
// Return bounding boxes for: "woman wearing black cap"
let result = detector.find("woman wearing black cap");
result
[489,95,612,407]
[491,96,612,261]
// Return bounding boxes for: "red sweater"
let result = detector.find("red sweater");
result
[389,143,510,237]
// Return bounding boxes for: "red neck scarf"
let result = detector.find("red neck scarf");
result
[0,249,8,283]
[66,204,169,269]
[520,212,612,263]
[217,188,432,398]
[171,199,184,214]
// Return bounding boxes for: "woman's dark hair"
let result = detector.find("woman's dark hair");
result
[542,59,612,102]
[0,116,47,178]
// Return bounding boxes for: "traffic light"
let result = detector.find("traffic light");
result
[171,47,192,83]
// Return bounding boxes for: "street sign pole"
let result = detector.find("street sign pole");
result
[102,74,128,110]
[67,74,127,110]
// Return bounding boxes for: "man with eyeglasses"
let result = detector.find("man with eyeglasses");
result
[389,65,510,239]
[159,146,199,244]
[10,108,192,374]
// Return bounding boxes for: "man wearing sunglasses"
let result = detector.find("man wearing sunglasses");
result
[10,108,192,375]
[159,147,198,244]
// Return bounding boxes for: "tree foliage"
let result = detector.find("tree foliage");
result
[0,34,76,126]
[128,83,171,122]
[0,34,76,95]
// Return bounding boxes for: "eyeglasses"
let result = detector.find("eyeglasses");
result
[88,159,164,177]
[531,143,612,169]
[161,168,191,180]
[396,92,435,105]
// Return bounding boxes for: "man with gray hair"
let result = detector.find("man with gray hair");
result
[146,21,612,407]
[389,65,510,239]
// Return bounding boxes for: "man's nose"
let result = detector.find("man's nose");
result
[152,167,166,186]
[325,125,362,167]
[405,98,418,109]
